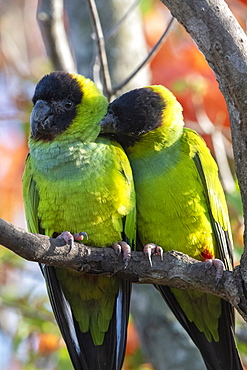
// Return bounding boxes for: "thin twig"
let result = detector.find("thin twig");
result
[105,0,141,41]
[111,16,175,96]
[86,0,112,100]
[37,0,76,72]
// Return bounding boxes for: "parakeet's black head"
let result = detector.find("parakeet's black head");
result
[31,71,83,141]
[100,87,165,145]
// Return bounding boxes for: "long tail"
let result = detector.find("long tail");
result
[156,285,243,370]
[41,265,131,370]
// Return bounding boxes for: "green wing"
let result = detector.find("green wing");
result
[22,154,42,235]
[186,128,233,270]
[110,139,136,250]
[124,205,136,249]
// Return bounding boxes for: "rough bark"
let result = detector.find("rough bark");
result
[1,218,246,319]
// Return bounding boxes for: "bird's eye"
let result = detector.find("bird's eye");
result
[64,100,74,110]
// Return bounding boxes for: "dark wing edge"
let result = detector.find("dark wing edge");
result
[156,285,242,370]
[42,265,86,370]
[42,265,131,370]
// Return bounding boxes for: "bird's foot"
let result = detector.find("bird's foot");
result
[56,231,88,252]
[204,258,225,287]
[143,243,163,267]
[113,241,131,268]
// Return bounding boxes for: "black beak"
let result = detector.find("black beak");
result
[99,111,118,134]
[30,100,53,138]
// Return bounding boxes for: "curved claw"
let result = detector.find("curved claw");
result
[56,231,74,252]
[113,241,131,268]
[113,243,122,257]
[204,258,225,288]
[56,230,88,253]
[74,231,88,241]
[143,243,163,267]
[69,238,74,252]
[80,231,88,239]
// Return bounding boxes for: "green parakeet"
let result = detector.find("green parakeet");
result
[100,85,243,370]
[22,71,136,370]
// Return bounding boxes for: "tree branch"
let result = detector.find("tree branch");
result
[1,218,247,320]
[105,0,140,41]
[37,0,77,72]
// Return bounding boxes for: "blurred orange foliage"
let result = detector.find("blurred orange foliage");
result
[0,142,28,223]
[38,332,61,354]
[125,320,140,356]
[143,2,230,129]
